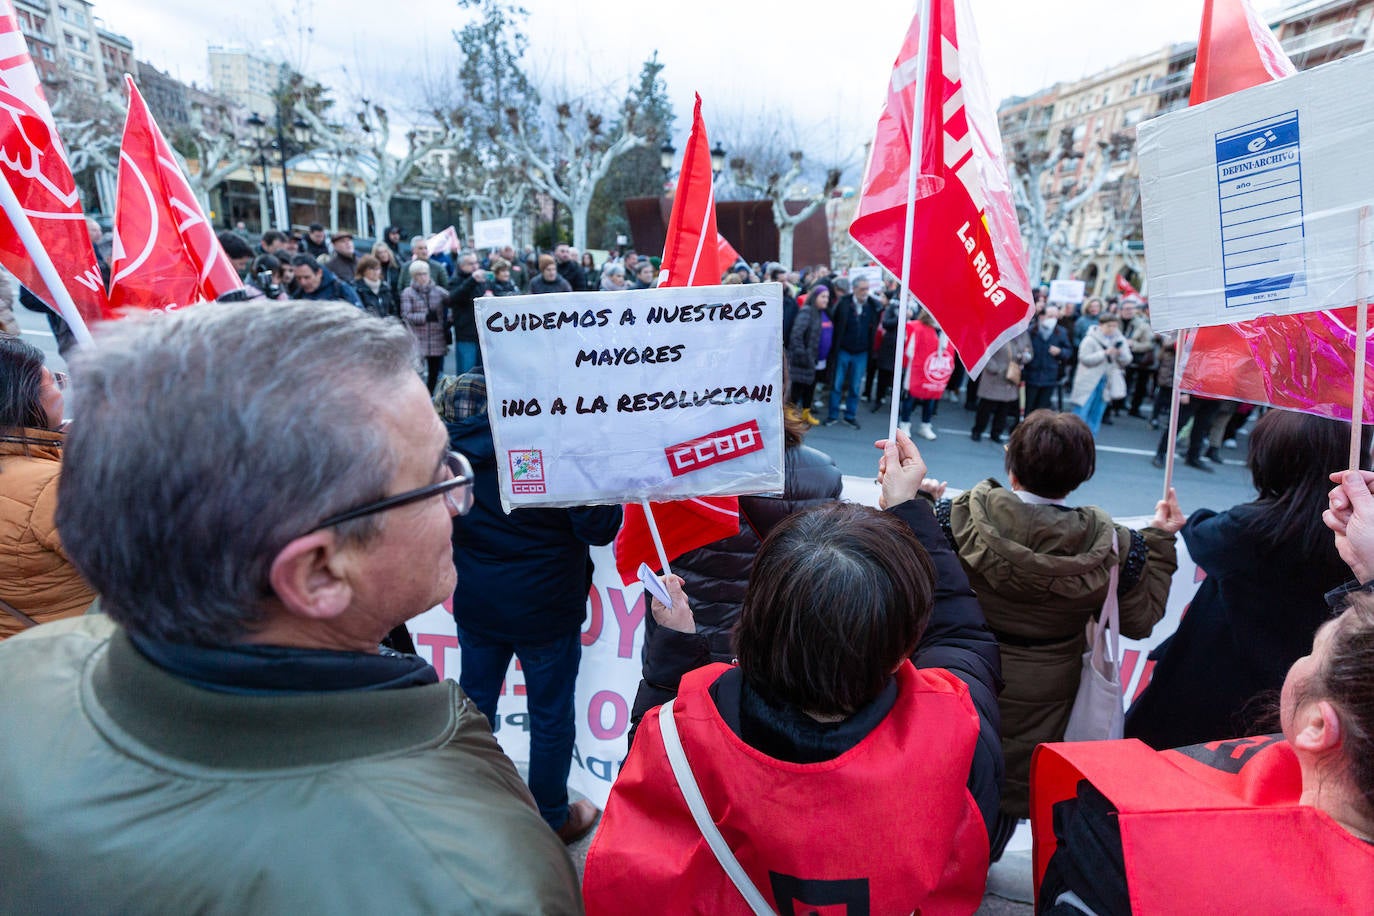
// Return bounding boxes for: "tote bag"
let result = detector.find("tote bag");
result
[1064,529,1124,741]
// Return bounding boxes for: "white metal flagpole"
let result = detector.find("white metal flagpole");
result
[0,176,94,348]
[1351,205,1372,470]
[640,498,672,577]
[887,0,933,444]
[1161,327,1191,501]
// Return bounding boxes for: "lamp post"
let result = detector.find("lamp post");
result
[659,140,728,186]
[246,107,311,230]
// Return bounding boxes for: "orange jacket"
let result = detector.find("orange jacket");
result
[0,428,95,638]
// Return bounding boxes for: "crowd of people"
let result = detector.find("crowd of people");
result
[1,258,1371,911]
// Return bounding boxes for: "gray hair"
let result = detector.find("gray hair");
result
[57,301,415,645]
[408,260,430,276]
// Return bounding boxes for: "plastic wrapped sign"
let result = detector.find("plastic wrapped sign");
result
[476,283,784,511]
[1138,51,1374,331]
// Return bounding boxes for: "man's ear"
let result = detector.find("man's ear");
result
[1293,699,1343,755]
[268,531,354,623]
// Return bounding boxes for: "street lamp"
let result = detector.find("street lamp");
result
[245,105,313,230]
[659,141,676,176]
[709,142,727,176]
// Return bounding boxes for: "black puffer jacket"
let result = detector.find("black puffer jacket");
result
[643,444,843,663]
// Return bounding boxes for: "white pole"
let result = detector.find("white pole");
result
[1351,205,1372,470]
[888,0,933,443]
[0,177,95,347]
[1161,327,1191,500]
[640,498,672,577]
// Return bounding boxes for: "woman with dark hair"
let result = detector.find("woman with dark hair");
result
[584,432,1004,914]
[580,251,596,277]
[0,337,95,639]
[787,284,832,425]
[353,255,399,318]
[1126,409,1372,750]
[935,409,1182,848]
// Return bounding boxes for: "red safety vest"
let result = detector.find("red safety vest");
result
[905,322,954,400]
[583,661,988,916]
[1031,736,1374,912]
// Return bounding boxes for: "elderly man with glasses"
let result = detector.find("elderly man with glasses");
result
[0,302,580,913]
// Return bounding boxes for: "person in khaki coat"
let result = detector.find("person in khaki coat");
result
[934,411,1182,845]
[0,337,94,639]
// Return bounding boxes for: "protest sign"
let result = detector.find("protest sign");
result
[425,225,460,256]
[474,217,514,250]
[1048,279,1085,304]
[476,283,785,511]
[1139,51,1374,331]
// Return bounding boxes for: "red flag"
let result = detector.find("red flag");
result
[108,76,241,315]
[1116,274,1139,297]
[716,234,741,277]
[848,0,1033,378]
[615,94,740,583]
[0,0,106,329]
[1174,1,1374,419]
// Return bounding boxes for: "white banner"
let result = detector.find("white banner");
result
[1139,52,1374,331]
[426,225,460,256]
[474,217,514,250]
[476,283,786,510]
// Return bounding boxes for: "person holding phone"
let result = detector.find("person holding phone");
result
[1069,314,1131,435]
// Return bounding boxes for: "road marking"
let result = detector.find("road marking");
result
[934,427,1238,463]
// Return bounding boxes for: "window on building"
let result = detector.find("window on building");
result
[78,37,88,52]
[64,32,73,46]
[41,47,54,61]
[1124,107,1146,126]
[1072,124,1087,141]
[1102,88,1111,105]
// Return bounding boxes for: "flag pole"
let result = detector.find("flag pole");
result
[0,177,95,348]
[640,498,672,577]
[887,0,933,443]
[1351,205,1372,471]
[1161,327,1191,500]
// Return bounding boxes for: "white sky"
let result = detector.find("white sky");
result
[97,0,1209,164]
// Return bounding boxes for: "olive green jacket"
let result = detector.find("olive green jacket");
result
[942,479,1177,817]
[0,616,582,914]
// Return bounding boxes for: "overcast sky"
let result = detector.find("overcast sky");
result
[98,0,1210,162]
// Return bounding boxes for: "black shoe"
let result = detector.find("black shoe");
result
[1206,447,1224,465]
[1185,458,1214,473]
[990,434,1006,445]
[844,417,862,430]
[1102,415,1115,426]
[1127,409,1143,418]
[1151,454,1165,469]
[971,431,982,442]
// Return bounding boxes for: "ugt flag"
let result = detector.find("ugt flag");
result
[0,0,106,328]
[615,94,740,583]
[108,75,241,315]
[848,0,1032,378]
[1177,0,1374,421]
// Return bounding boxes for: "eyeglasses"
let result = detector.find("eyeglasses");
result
[52,371,68,391]
[316,451,474,529]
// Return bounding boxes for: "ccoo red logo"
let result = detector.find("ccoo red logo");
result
[666,421,764,477]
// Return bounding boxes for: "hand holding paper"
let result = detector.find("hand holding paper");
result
[647,573,695,635]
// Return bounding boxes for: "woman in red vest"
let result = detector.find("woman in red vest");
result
[584,432,1003,916]
[1030,469,1374,912]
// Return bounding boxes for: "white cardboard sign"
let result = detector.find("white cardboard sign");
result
[476,283,785,511]
[1049,279,1085,304]
[473,217,514,250]
[1139,52,1374,331]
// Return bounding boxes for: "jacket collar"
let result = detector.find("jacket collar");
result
[0,426,63,461]
[88,628,459,769]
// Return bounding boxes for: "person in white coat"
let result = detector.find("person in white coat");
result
[1069,314,1131,435]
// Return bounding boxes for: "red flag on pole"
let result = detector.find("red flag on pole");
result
[108,75,242,315]
[615,94,740,583]
[1176,0,1374,421]
[848,0,1033,378]
[0,0,105,337]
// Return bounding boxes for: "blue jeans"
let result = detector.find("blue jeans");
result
[456,627,582,830]
[828,350,867,421]
[1074,377,1109,435]
[453,340,479,376]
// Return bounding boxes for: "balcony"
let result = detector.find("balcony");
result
[1282,12,1371,58]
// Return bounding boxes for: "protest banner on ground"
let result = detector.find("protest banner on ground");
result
[474,217,514,250]
[475,283,785,511]
[407,488,1202,810]
[1048,279,1085,304]
[1139,51,1374,331]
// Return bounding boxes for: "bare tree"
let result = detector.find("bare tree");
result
[1010,127,1133,285]
[729,150,841,270]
